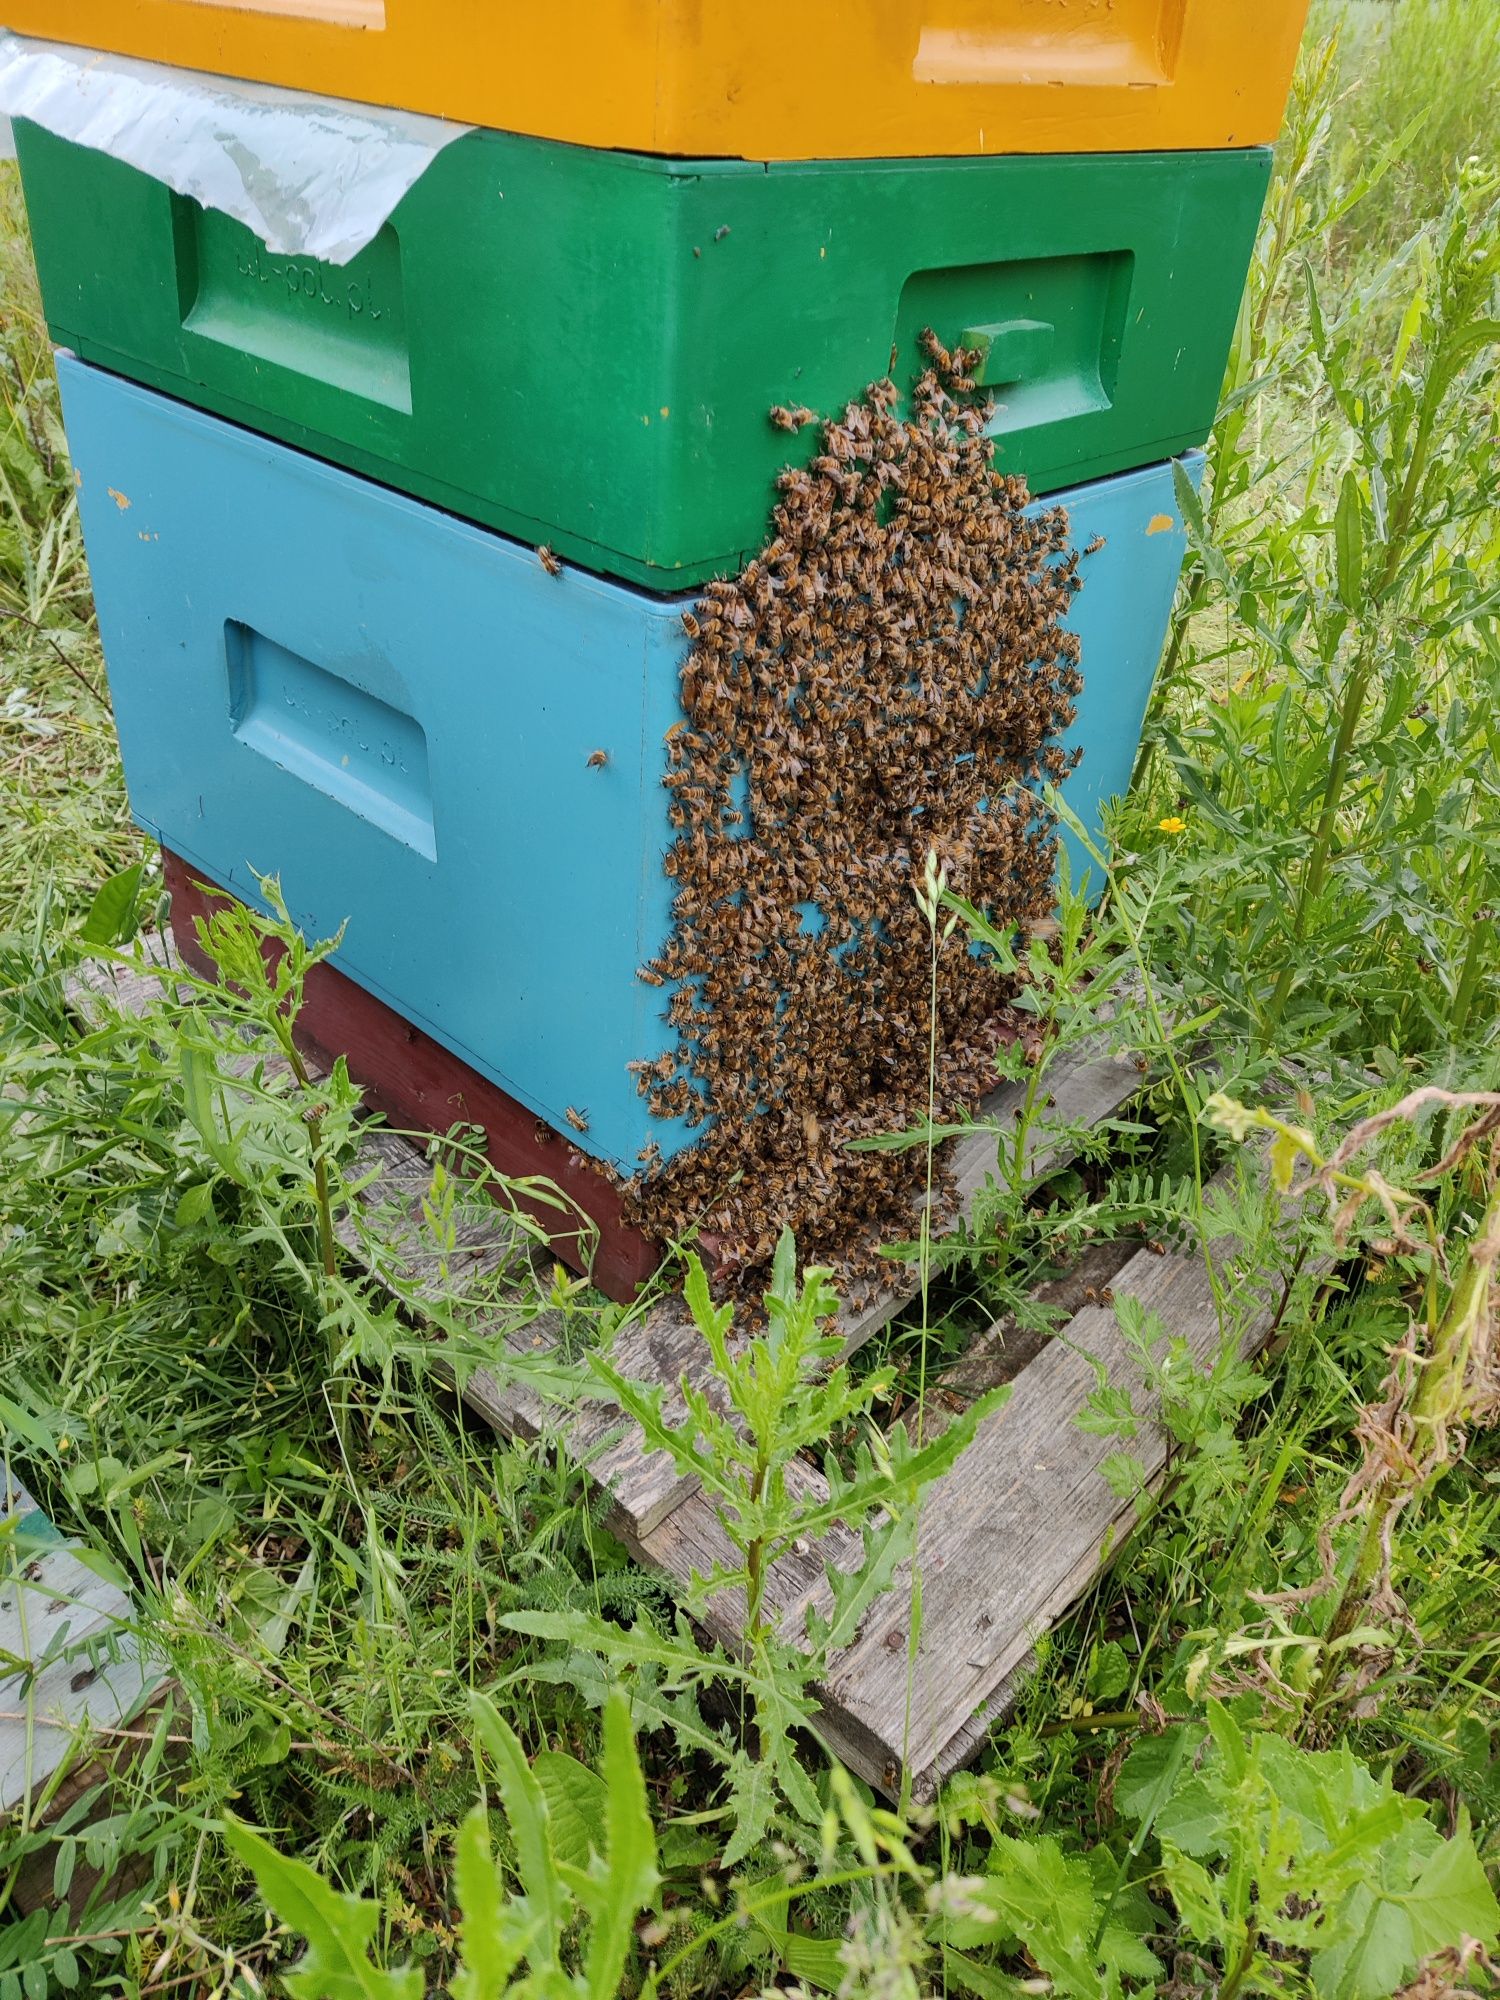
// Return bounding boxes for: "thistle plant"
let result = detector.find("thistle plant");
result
[510,1233,1006,1863]
[169,870,352,1291]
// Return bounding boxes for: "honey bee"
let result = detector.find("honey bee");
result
[537,544,563,576]
[1083,534,1106,556]
[564,1106,590,1134]
[618,347,1078,1303]
[586,749,609,768]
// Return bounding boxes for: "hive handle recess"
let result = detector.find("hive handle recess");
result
[959,317,1057,387]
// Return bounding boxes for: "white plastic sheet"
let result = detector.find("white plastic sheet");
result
[0,32,472,264]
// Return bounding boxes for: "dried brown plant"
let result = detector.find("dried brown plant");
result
[1212,1089,1500,1725]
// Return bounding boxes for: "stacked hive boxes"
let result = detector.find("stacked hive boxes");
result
[13,2,1308,1296]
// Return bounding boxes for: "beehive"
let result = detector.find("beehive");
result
[2,2,1311,159]
[17,124,1265,588]
[61,355,1195,1175]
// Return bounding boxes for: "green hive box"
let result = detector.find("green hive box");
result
[18,124,1268,589]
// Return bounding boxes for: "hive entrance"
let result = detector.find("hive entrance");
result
[626,339,1083,1291]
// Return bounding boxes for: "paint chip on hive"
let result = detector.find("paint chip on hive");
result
[1146,513,1175,534]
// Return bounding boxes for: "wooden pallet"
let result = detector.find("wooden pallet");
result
[68,944,1312,1800]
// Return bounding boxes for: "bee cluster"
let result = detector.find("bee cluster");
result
[623,335,1083,1292]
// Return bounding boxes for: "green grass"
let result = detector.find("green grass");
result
[2,5,1500,1995]
[1321,0,1500,260]
[0,166,134,930]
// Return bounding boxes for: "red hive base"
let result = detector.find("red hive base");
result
[161,851,662,1304]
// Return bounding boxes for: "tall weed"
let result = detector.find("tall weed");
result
[1126,39,1499,1062]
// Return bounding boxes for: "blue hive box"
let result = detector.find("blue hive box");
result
[60,357,1193,1173]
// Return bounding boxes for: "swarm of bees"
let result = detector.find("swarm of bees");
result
[623,333,1083,1295]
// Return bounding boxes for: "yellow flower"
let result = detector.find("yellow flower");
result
[1157,815,1188,834]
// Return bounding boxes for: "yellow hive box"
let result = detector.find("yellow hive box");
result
[7,0,1311,158]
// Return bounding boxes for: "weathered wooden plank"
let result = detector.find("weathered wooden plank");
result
[1,1473,164,1817]
[6,1686,180,1918]
[344,1154,705,1535]
[72,946,645,1503]
[811,1168,1304,1794]
[67,944,177,1018]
